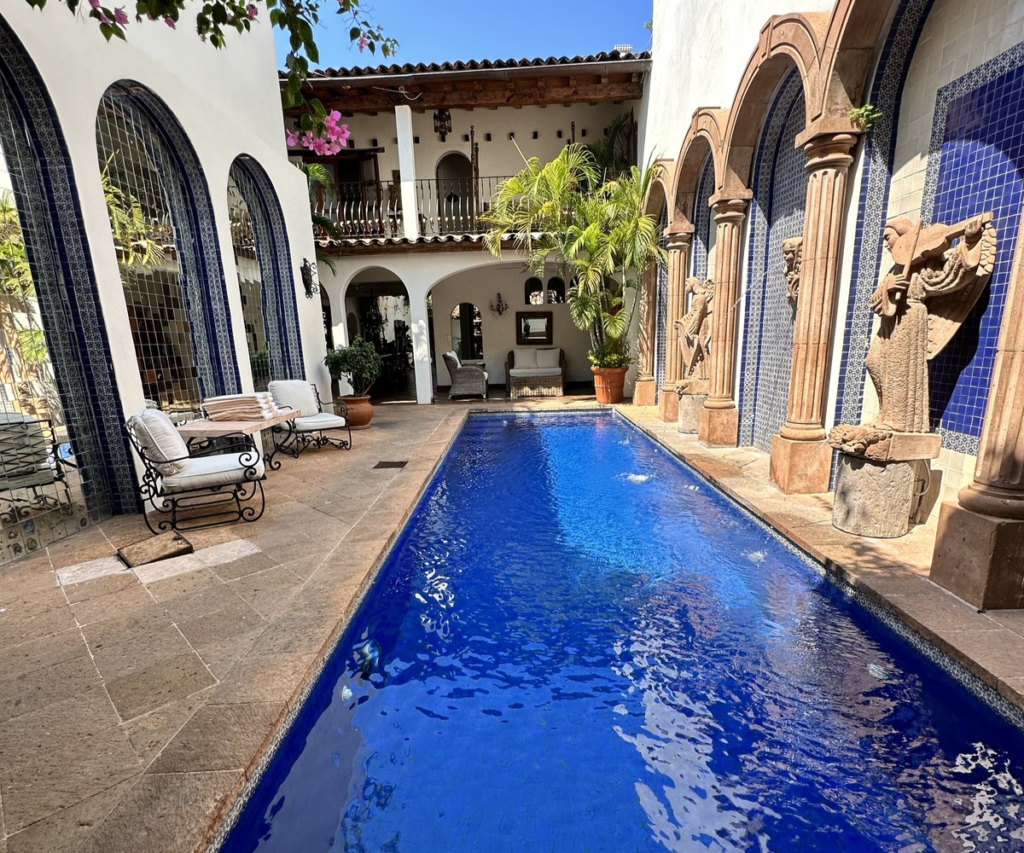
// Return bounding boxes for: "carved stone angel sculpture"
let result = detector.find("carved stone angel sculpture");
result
[783,236,802,303]
[675,277,714,383]
[829,212,997,458]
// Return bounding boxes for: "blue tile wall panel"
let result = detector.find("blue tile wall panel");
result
[738,70,807,452]
[692,154,714,280]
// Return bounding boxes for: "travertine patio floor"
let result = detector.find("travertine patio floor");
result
[0,399,1022,853]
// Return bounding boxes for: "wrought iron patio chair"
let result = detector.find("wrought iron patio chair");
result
[267,380,351,464]
[442,351,488,399]
[0,412,71,524]
[125,408,265,533]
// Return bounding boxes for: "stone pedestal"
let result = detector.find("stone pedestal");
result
[832,454,928,538]
[659,387,679,422]
[633,379,656,407]
[930,502,1024,609]
[678,394,706,433]
[769,435,832,494]
[699,407,739,447]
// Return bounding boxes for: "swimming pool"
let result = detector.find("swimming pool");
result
[222,412,1024,852]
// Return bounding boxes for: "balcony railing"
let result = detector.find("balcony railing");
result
[312,180,404,240]
[415,176,510,237]
[310,176,512,242]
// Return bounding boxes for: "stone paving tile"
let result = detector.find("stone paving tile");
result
[105,653,216,722]
[144,568,221,603]
[69,583,155,627]
[54,556,126,587]
[226,565,305,621]
[122,687,216,767]
[64,571,139,604]
[0,650,98,725]
[132,554,206,585]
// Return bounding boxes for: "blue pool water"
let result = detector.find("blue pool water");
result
[223,413,1024,852]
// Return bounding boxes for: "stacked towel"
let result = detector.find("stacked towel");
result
[203,393,283,422]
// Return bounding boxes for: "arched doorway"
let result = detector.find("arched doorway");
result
[343,268,414,401]
[0,16,132,561]
[435,152,473,234]
[227,155,305,391]
[95,81,239,421]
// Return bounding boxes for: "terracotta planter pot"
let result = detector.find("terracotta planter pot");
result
[338,395,374,429]
[591,366,628,404]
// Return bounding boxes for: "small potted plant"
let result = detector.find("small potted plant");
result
[324,336,383,429]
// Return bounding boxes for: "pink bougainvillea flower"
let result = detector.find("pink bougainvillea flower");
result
[113,7,129,25]
[357,33,369,51]
[285,130,299,147]
[247,4,258,20]
[164,16,176,28]
[88,0,101,8]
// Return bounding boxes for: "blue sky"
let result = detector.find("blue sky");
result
[273,0,653,70]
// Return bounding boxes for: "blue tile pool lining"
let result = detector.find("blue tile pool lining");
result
[207,408,1024,851]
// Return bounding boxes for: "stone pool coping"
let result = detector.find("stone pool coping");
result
[620,406,1024,719]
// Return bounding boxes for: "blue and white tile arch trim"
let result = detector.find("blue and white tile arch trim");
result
[832,0,937,476]
[916,43,1024,454]
[653,205,669,400]
[230,156,305,381]
[0,17,135,515]
[691,154,715,281]
[738,69,808,452]
[104,82,241,399]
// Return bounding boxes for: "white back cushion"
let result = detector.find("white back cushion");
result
[536,348,560,369]
[444,350,461,368]
[269,380,319,417]
[514,348,538,368]
[132,409,189,476]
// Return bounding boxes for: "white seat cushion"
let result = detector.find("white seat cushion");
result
[483,371,489,381]
[294,412,348,432]
[509,368,562,378]
[513,348,538,368]
[132,409,189,476]
[162,453,265,492]
[536,348,561,369]
[268,380,319,417]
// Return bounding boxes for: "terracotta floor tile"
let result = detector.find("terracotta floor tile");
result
[149,702,285,774]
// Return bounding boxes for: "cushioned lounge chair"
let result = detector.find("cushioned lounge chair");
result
[125,408,265,533]
[267,380,351,464]
[442,351,488,400]
[505,348,565,399]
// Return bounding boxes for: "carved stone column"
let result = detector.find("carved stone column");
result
[931,224,1024,608]
[770,133,858,494]
[633,264,658,406]
[699,197,747,447]
[659,231,692,421]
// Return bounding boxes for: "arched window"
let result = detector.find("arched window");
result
[525,277,543,305]
[451,302,483,360]
[547,277,566,304]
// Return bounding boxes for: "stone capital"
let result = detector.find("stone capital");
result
[711,197,748,223]
[802,132,858,174]
[665,231,692,252]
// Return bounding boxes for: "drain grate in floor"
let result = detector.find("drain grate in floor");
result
[373,461,408,469]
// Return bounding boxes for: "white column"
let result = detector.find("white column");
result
[395,106,420,240]
[408,289,433,404]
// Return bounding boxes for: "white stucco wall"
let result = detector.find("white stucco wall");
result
[1,2,324,413]
[865,0,1024,518]
[639,0,834,167]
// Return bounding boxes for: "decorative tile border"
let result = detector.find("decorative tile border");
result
[653,206,669,400]
[691,153,714,280]
[230,156,305,381]
[0,19,133,522]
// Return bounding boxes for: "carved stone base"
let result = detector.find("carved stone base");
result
[632,378,656,407]
[832,454,928,538]
[659,386,678,423]
[769,436,833,495]
[677,394,706,434]
[930,502,1024,609]
[698,406,739,447]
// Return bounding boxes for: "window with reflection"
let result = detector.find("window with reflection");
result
[547,277,566,304]
[450,302,483,360]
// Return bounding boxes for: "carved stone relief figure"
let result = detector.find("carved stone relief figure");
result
[829,212,996,459]
[675,277,713,384]
[783,236,803,303]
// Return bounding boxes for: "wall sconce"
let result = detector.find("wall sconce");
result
[433,108,452,141]
[489,292,509,316]
[300,258,319,299]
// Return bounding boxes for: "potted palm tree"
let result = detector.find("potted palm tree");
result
[482,144,664,403]
[324,336,382,429]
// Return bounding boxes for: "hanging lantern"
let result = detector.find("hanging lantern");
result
[433,108,452,141]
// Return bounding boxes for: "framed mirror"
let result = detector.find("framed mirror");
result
[516,311,553,345]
